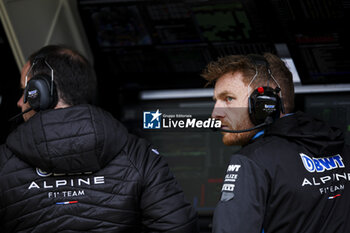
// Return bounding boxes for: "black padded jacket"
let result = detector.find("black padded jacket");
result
[213,111,350,233]
[0,104,198,233]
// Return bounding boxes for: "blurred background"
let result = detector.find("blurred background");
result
[1,0,350,231]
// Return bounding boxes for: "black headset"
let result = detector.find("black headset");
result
[247,54,284,125]
[23,58,58,111]
[218,54,285,133]
[248,85,282,125]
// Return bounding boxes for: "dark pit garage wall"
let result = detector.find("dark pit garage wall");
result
[0,20,21,144]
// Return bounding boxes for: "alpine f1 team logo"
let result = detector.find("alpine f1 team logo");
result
[143,109,162,129]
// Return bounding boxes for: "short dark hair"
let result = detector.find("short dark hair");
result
[28,45,97,106]
[201,53,295,113]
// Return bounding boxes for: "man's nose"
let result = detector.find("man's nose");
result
[17,95,24,108]
[212,101,225,119]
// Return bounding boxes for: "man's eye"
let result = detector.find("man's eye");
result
[226,96,233,102]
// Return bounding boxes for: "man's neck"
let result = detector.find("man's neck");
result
[54,101,70,109]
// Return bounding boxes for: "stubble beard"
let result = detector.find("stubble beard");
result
[221,119,257,146]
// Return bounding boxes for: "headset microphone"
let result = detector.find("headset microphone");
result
[8,107,33,122]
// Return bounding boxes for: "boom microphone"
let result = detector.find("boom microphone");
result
[214,117,273,133]
[9,107,33,122]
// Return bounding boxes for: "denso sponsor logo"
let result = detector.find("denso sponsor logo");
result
[300,153,345,173]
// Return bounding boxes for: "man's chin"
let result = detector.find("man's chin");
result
[222,139,237,146]
[22,110,36,122]
[222,133,240,146]
[221,131,252,146]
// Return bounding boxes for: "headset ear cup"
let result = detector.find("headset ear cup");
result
[249,87,281,125]
[25,75,57,111]
[248,95,257,124]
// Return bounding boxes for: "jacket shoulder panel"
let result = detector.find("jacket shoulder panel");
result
[0,145,14,172]
[121,134,198,232]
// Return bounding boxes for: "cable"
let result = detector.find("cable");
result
[8,107,33,122]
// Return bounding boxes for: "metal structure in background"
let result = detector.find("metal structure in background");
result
[0,0,93,70]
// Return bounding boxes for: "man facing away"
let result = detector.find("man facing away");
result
[0,45,198,232]
[202,53,350,233]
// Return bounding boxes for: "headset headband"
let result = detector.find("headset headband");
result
[25,59,54,96]
[246,54,283,100]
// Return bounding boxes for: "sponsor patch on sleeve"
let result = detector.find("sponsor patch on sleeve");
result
[220,164,241,201]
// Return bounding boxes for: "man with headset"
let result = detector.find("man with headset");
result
[0,45,198,232]
[202,53,350,232]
